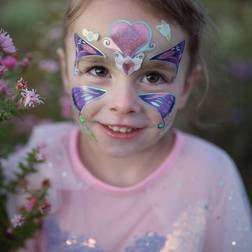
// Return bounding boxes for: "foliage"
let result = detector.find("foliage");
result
[0,27,50,251]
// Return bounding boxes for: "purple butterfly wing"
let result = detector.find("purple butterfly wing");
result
[74,33,104,61]
[72,86,106,112]
[139,93,176,119]
[150,40,185,72]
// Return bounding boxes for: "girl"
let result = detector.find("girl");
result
[5,0,252,251]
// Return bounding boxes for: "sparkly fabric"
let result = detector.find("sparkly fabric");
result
[3,122,252,252]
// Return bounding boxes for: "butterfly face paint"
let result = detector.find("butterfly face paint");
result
[72,86,107,139]
[156,20,171,41]
[103,20,155,75]
[139,93,176,129]
[150,40,185,75]
[74,33,105,75]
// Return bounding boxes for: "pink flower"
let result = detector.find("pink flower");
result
[11,214,24,228]
[20,88,44,108]
[0,29,16,54]
[0,64,7,77]
[38,59,59,73]
[48,26,62,41]
[24,197,37,212]
[0,55,17,70]
[39,199,51,215]
[0,79,10,95]
[16,77,28,90]
[60,94,72,118]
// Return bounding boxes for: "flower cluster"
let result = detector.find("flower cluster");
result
[0,28,48,251]
[11,192,51,229]
[0,29,44,123]
[0,29,16,54]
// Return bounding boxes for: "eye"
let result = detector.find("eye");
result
[142,71,166,85]
[87,66,110,78]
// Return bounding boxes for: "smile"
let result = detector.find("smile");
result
[107,125,136,133]
[99,123,144,139]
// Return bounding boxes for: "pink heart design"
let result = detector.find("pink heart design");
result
[110,21,151,57]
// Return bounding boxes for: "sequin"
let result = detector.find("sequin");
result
[62,172,67,177]
[124,232,166,252]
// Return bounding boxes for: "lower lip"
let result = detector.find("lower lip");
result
[99,124,144,140]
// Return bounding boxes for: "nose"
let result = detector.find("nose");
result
[108,83,141,115]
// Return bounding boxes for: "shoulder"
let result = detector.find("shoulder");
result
[28,121,75,146]
[2,121,76,180]
[175,130,237,179]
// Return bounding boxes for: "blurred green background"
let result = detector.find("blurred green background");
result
[0,0,251,203]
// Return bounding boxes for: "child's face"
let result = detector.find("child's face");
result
[61,0,194,157]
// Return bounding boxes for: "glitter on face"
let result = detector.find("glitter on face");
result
[103,20,155,75]
[82,29,100,42]
[150,40,185,74]
[156,20,171,41]
[71,86,107,140]
[74,33,105,75]
[139,92,176,129]
[72,86,107,112]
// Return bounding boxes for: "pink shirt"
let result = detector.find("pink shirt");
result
[4,122,252,252]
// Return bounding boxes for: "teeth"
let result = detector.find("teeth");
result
[107,125,134,133]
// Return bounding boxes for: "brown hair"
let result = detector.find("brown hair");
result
[63,0,211,72]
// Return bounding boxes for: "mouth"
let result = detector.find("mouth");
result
[99,123,144,139]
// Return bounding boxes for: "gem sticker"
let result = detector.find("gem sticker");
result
[74,33,105,75]
[139,92,176,129]
[156,20,172,41]
[103,20,155,75]
[82,29,100,42]
[150,40,185,74]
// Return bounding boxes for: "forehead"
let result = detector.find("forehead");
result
[67,0,187,52]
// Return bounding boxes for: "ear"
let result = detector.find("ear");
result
[177,64,202,109]
[57,48,71,94]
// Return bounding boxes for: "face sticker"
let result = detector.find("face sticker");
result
[82,29,100,42]
[139,93,176,129]
[72,86,107,112]
[74,33,105,75]
[150,40,185,74]
[72,86,107,140]
[156,20,171,41]
[103,20,155,75]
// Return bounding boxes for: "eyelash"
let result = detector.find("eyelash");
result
[81,65,173,84]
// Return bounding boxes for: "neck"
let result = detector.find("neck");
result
[78,130,175,188]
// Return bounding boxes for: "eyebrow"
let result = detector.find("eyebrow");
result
[78,56,115,67]
[143,60,176,72]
